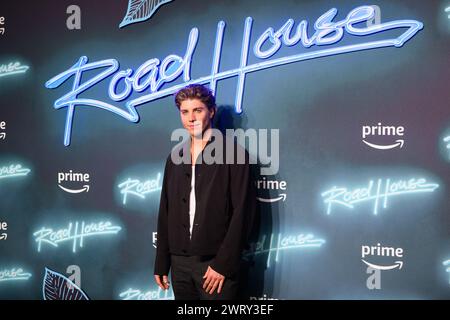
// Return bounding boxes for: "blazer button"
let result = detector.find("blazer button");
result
[182,249,187,253]
[182,197,187,203]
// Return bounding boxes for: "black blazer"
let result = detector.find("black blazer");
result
[154,134,256,278]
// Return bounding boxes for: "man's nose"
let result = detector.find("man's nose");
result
[189,113,196,121]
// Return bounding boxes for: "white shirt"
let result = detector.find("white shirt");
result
[189,165,196,239]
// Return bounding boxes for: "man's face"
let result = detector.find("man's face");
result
[179,98,215,138]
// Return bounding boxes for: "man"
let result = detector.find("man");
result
[154,84,256,300]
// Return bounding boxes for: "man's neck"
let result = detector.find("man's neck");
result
[190,127,212,164]
[191,127,212,146]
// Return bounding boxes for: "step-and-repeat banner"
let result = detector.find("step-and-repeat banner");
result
[0,0,449,300]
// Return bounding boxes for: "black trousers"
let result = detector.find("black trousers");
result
[170,254,239,300]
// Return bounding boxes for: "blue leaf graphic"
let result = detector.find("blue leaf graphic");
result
[119,0,174,28]
[42,268,90,300]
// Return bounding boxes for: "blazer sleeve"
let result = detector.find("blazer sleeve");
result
[154,157,171,276]
[210,148,256,278]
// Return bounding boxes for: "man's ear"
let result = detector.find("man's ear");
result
[210,106,216,119]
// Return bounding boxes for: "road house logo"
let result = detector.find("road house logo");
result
[33,220,122,253]
[321,177,439,215]
[119,287,174,300]
[58,170,90,194]
[118,172,162,205]
[362,123,405,150]
[45,5,423,146]
[255,177,287,203]
[0,268,32,283]
[0,61,29,79]
[0,163,31,181]
[243,232,325,268]
[0,221,7,241]
[362,243,404,290]
[0,121,6,140]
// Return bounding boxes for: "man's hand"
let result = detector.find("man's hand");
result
[202,266,225,294]
[154,274,170,290]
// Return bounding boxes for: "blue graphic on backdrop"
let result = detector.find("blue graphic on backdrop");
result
[321,177,439,215]
[118,172,162,205]
[0,268,32,283]
[243,232,325,268]
[0,163,30,181]
[45,5,423,146]
[119,0,174,28]
[0,62,29,79]
[33,220,122,253]
[119,286,174,300]
[42,268,89,300]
